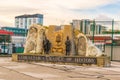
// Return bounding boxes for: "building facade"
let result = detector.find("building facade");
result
[72,20,81,30]
[90,24,106,35]
[15,14,43,29]
[80,19,91,34]
[0,30,14,54]
[72,19,91,34]
[72,19,106,35]
[1,27,28,36]
[1,27,27,53]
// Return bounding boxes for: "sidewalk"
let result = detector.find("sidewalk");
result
[0,57,119,80]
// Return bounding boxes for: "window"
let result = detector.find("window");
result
[33,18,36,23]
[20,23,23,25]
[20,18,23,22]
[29,19,31,25]
[20,22,23,27]
[15,18,19,23]
[17,25,19,28]
[16,21,19,23]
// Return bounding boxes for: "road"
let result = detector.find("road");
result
[0,57,119,80]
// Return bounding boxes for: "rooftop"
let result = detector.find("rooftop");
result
[1,27,28,30]
[15,14,43,18]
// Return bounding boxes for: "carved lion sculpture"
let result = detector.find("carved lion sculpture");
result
[24,24,46,54]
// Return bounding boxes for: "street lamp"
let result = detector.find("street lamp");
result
[25,16,27,37]
[111,19,114,61]
[3,35,6,54]
[92,20,95,43]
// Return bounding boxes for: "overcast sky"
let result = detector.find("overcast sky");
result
[0,0,120,26]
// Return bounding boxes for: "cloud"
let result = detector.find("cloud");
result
[53,0,115,10]
[0,6,39,15]
[0,0,119,26]
[0,16,13,26]
[0,6,40,26]
[95,14,113,20]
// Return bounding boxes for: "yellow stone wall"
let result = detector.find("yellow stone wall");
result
[46,25,73,55]
[12,54,18,61]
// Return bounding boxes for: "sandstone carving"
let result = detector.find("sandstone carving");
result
[86,40,104,57]
[24,24,46,54]
[76,33,104,57]
[24,24,105,57]
[36,26,46,54]
[77,33,87,56]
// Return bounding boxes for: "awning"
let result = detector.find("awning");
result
[0,30,14,35]
[88,36,111,40]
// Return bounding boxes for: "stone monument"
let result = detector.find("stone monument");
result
[12,24,110,67]
[24,24,105,57]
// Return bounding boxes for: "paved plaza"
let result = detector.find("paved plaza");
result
[0,57,119,80]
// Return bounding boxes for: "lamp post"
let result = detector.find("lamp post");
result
[111,19,114,61]
[3,35,6,54]
[92,20,95,43]
[85,20,86,34]
[25,16,27,37]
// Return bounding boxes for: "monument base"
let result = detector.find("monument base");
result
[12,54,111,67]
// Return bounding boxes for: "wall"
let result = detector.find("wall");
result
[105,45,120,61]
[46,25,76,55]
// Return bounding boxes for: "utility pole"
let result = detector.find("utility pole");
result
[25,16,27,37]
[85,20,86,34]
[92,20,95,43]
[3,35,6,54]
[111,19,114,61]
